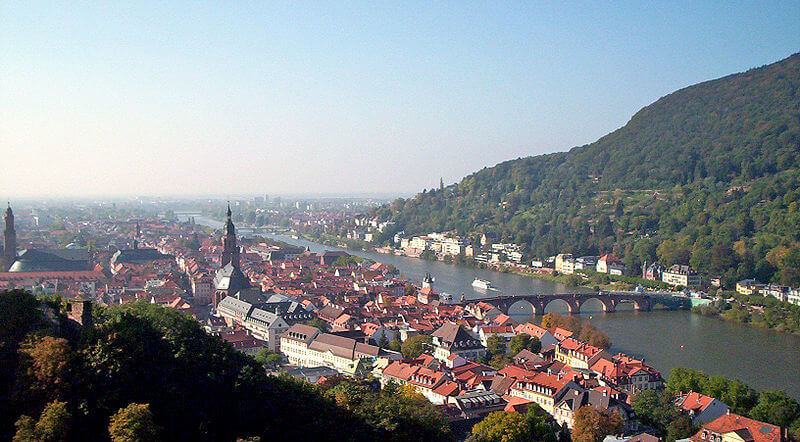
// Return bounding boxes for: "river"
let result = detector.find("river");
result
[187,215,800,399]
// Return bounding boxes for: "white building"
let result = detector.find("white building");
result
[280,324,384,375]
[662,265,701,287]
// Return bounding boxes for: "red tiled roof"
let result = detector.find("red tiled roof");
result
[691,413,781,442]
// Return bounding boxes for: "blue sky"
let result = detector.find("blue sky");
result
[2,1,799,197]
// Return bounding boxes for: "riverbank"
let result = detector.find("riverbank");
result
[294,231,692,302]
[693,292,800,335]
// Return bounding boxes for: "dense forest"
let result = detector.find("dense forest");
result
[370,52,800,288]
[0,290,449,441]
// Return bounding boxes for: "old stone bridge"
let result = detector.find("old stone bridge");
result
[460,292,656,316]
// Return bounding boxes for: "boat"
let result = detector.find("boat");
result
[472,278,492,290]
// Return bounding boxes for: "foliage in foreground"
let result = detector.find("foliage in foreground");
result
[0,290,450,441]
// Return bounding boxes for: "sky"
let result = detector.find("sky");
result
[2,1,800,198]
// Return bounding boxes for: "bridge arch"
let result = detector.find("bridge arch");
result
[543,298,579,314]
[578,297,616,313]
[508,299,539,319]
[632,297,651,311]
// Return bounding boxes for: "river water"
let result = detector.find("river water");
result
[188,215,800,399]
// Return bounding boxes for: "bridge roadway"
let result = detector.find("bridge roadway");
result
[458,291,655,316]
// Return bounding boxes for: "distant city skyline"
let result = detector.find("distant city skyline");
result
[2,1,799,198]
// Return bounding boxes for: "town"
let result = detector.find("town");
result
[0,200,793,441]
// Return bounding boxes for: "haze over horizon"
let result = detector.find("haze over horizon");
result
[2,1,800,198]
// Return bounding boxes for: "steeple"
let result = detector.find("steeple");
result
[133,221,140,250]
[221,203,239,268]
[3,202,17,271]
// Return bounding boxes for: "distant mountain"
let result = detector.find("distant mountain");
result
[372,52,800,287]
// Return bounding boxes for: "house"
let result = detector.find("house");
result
[642,262,664,281]
[662,265,701,288]
[574,256,598,271]
[431,322,486,363]
[597,254,625,275]
[676,391,730,425]
[508,371,573,415]
[555,254,575,275]
[555,338,607,370]
[553,386,633,430]
[515,322,558,349]
[477,325,516,349]
[591,354,664,394]
[689,412,784,442]
[447,389,507,420]
[736,279,764,295]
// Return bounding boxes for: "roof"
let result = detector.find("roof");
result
[9,248,91,273]
[677,391,717,413]
[214,262,252,291]
[111,248,173,265]
[282,323,322,345]
[692,413,782,442]
[432,322,482,349]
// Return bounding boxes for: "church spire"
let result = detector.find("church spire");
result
[3,202,16,271]
[221,203,239,268]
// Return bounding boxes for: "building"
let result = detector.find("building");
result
[662,265,701,288]
[676,391,730,425]
[2,204,16,271]
[642,262,664,281]
[431,322,486,363]
[735,279,764,295]
[213,206,252,308]
[788,289,800,307]
[552,386,632,430]
[280,324,384,376]
[555,338,607,370]
[555,254,575,275]
[597,254,625,275]
[590,354,664,394]
[690,413,784,442]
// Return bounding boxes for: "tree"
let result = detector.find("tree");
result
[666,414,697,442]
[485,334,507,359]
[666,367,708,395]
[304,317,330,333]
[571,406,622,442]
[18,336,73,396]
[253,349,283,368]
[509,334,540,355]
[108,403,161,442]
[400,335,432,359]
[15,400,72,442]
[388,333,402,352]
[750,390,800,428]
[471,411,530,442]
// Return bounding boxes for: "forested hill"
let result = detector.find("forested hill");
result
[371,52,800,287]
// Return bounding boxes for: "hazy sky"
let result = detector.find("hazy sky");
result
[2,2,799,198]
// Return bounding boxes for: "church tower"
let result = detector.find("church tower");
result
[3,203,17,271]
[221,203,239,267]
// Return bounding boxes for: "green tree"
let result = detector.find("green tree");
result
[485,334,507,359]
[471,411,530,442]
[108,403,161,442]
[509,334,540,355]
[400,335,432,359]
[253,349,283,368]
[750,390,800,428]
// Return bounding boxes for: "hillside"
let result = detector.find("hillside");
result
[371,52,800,287]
